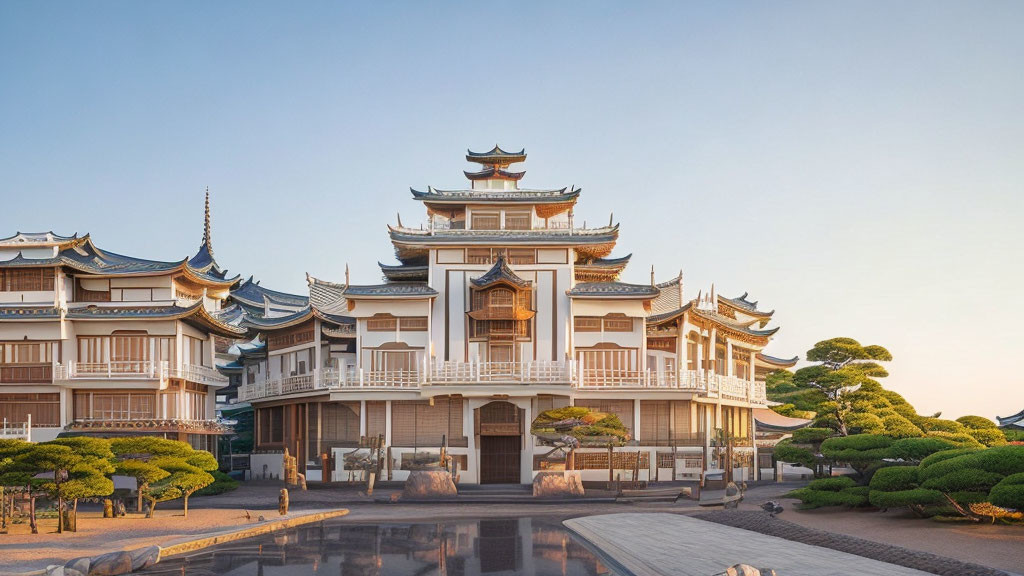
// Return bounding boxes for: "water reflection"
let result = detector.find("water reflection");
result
[144,516,616,576]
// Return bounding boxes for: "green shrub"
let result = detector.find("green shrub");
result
[887,437,957,462]
[924,430,983,448]
[792,427,834,444]
[966,428,1007,447]
[956,416,998,430]
[1004,429,1024,442]
[883,415,925,438]
[947,491,990,505]
[989,472,1024,510]
[807,476,858,491]
[971,445,1024,476]
[913,417,966,434]
[869,466,919,492]
[196,471,239,496]
[774,438,816,468]
[788,486,870,509]
[869,488,943,509]
[820,434,893,466]
[921,470,1004,493]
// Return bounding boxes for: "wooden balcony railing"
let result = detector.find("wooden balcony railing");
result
[0,363,53,384]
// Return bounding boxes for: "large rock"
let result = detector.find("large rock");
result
[63,556,91,576]
[129,546,160,571]
[532,471,584,497]
[87,551,132,576]
[402,470,457,498]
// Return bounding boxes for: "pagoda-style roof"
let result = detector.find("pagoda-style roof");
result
[650,271,684,317]
[0,231,80,248]
[227,337,267,359]
[231,276,309,309]
[343,282,438,298]
[997,410,1024,429]
[65,302,247,337]
[464,167,525,181]
[688,307,780,343]
[755,353,799,369]
[0,306,61,320]
[647,301,694,325]
[378,262,428,282]
[719,292,774,320]
[410,186,579,204]
[388,224,619,262]
[567,282,660,300]
[466,145,526,166]
[0,234,238,287]
[471,256,531,289]
[574,254,632,282]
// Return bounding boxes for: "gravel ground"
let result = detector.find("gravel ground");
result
[695,510,1019,576]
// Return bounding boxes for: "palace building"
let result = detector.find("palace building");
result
[0,147,796,483]
[0,196,245,450]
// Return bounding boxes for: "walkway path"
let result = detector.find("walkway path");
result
[566,512,935,576]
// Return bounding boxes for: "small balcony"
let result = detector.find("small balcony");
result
[0,363,53,384]
[54,361,228,387]
[574,367,768,405]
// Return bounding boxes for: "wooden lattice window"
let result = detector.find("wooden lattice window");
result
[574,317,601,332]
[366,401,386,440]
[1,269,55,292]
[506,249,536,264]
[391,398,465,447]
[467,248,491,264]
[0,392,59,426]
[471,212,500,230]
[321,402,360,448]
[367,315,397,331]
[399,317,428,331]
[503,211,532,230]
[603,315,633,332]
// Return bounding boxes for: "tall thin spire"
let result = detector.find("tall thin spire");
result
[203,187,212,254]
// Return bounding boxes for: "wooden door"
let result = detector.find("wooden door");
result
[479,435,521,484]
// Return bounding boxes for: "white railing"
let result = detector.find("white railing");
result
[56,361,164,380]
[429,361,573,384]
[234,361,769,405]
[0,418,30,440]
[55,361,228,386]
[168,364,229,386]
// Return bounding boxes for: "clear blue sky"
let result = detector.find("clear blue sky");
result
[2,1,1022,420]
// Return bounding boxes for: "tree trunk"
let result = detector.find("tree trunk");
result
[56,476,63,534]
[145,497,156,519]
[72,499,79,532]
[137,483,146,513]
[1,487,6,531]
[183,492,189,518]
[29,494,37,534]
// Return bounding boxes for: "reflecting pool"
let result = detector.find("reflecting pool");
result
[143,516,618,575]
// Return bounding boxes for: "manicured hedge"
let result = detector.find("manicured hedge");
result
[869,466,919,492]
[989,473,1024,510]
[869,488,943,509]
[806,476,858,491]
[791,427,835,444]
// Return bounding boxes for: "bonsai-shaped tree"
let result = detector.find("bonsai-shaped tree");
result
[1,439,114,533]
[0,439,33,531]
[111,437,178,513]
[151,449,218,518]
[111,437,217,518]
[793,338,892,436]
[45,437,115,532]
[531,406,630,470]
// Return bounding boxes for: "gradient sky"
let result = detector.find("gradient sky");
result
[2,1,1022,420]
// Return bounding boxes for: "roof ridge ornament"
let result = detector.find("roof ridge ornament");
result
[696,284,717,312]
[203,187,212,257]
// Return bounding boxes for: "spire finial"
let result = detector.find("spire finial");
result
[650,265,655,287]
[203,187,212,253]
[345,263,350,286]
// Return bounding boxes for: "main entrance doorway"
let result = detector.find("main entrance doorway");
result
[477,401,523,484]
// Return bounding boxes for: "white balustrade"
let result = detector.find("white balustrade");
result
[232,360,769,405]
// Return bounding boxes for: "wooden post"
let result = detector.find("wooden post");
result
[607,442,614,484]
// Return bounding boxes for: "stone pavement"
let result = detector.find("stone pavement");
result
[564,512,935,576]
